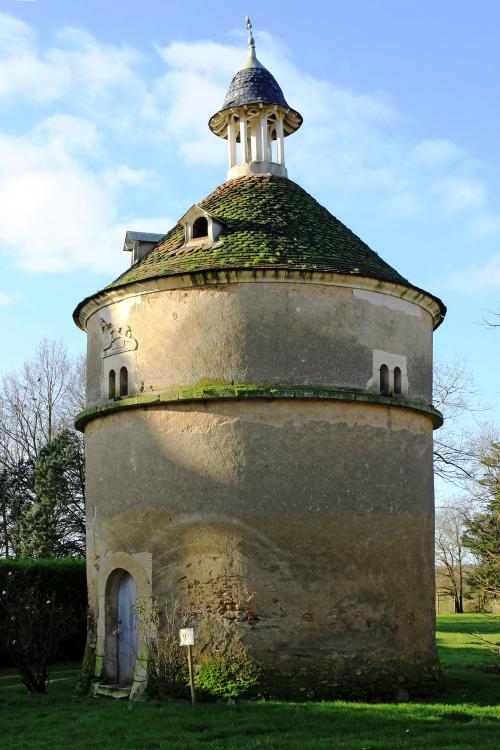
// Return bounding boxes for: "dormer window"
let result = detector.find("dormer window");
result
[180,205,224,246]
[192,216,208,239]
[122,231,165,267]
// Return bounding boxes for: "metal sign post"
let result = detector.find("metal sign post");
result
[179,627,196,705]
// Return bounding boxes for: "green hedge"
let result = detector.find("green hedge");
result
[0,558,87,665]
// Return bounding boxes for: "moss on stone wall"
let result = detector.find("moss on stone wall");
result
[75,384,443,431]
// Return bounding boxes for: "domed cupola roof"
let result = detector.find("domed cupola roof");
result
[221,51,289,111]
[208,18,302,146]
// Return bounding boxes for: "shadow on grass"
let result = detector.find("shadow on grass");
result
[1,673,499,750]
[1,626,500,749]
[436,614,500,635]
[436,643,500,707]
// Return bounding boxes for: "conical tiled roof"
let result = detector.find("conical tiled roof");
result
[73,174,445,328]
[108,175,430,294]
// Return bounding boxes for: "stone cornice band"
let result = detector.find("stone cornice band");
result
[75,385,443,432]
[73,269,445,332]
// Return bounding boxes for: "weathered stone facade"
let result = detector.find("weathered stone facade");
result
[76,271,443,698]
[74,25,445,699]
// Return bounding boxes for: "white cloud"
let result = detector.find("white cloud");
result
[0,14,497,277]
[0,13,175,275]
[154,34,491,225]
[153,42,235,164]
[469,213,500,237]
[431,177,485,215]
[0,115,172,273]
[0,292,20,306]
[102,166,151,190]
[411,139,464,168]
[0,169,115,272]
[0,13,141,105]
[450,254,500,290]
[0,12,33,54]
[0,164,173,273]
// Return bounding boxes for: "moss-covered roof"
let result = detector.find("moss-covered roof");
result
[111,175,412,288]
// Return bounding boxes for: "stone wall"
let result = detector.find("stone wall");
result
[84,278,434,407]
[85,398,437,697]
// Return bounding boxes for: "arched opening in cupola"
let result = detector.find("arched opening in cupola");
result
[192,216,208,239]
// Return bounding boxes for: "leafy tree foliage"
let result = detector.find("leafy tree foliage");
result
[0,340,85,558]
[0,461,34,557]
[463,442,500,605]
[16,430,85,558]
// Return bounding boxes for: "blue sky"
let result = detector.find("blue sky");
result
[0,0,499,435]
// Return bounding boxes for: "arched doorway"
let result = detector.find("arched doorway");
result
[116,572,138,685]
[99,554,151,695]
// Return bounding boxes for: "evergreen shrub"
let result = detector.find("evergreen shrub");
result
[0,558,86,665]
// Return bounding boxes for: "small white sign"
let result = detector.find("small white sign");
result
[179,627,195,647]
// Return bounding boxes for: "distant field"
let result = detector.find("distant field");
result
[1,614,499,750]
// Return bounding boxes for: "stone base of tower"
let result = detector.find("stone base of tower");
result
[83,399,438,700]
[260,658,439,701]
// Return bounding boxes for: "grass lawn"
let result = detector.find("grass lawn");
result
[1,614,498,749]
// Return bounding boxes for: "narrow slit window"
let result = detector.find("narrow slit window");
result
[192,216,208,239]
[120,366,128,397]
[394,367,402,395]
[108,369,116,400]
[380,364,390,396]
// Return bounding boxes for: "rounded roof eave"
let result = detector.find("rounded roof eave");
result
[72,267,446,333]
[208,104,303,139]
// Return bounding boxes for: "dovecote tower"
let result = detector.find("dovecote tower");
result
[74,20,445,700]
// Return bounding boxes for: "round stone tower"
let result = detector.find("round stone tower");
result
[74,20,445,699]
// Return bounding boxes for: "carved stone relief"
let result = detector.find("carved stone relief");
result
[99,318,138,400]
[100,318,138,359]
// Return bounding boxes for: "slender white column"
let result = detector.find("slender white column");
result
[239,116,249,163]
[250,117,263,161]
[276,116,285,165]
[261,114,268,163]
[228,118,237,168]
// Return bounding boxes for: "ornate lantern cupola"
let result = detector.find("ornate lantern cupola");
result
[209,18,302,180]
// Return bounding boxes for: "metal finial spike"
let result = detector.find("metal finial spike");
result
[245,15,255,47]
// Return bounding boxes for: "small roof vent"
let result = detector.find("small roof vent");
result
[123,231,165,266]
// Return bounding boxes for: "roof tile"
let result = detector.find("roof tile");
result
[107,175,442,322]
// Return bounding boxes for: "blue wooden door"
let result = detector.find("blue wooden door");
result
[117,573,138,685]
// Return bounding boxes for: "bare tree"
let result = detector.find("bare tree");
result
[0,339,84,470]
[481,310,500,329]
[435,502,472,613]
[432,358,487,487]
